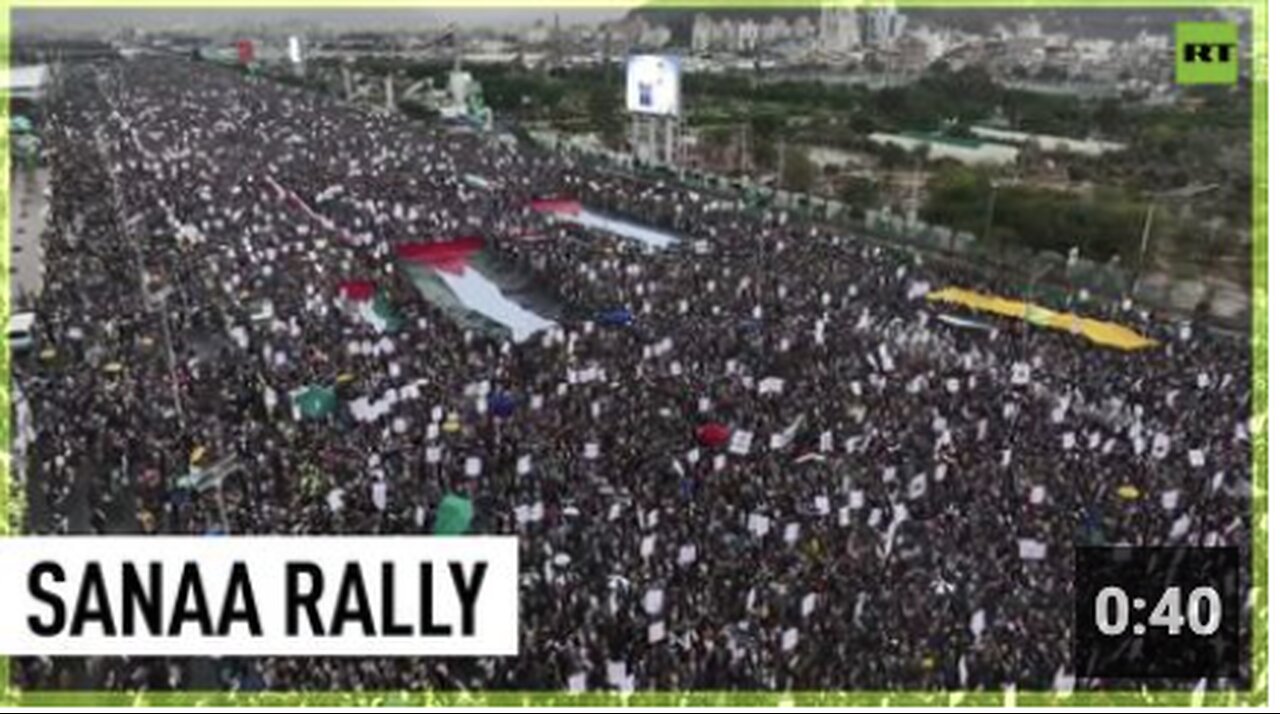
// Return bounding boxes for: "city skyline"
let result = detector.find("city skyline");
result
[14,7,637,35]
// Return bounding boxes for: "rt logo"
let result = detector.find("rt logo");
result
[1176,22,1239,85]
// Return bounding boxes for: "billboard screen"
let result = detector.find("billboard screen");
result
[626,55,680,116]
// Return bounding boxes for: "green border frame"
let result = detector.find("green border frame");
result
[0,0,1267,707]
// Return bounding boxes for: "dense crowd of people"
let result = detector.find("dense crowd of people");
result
[14,57,1252,693]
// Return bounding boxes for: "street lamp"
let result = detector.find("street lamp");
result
[1129,183,1220,297]
[982,176,1019,260]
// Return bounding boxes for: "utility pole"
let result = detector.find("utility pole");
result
[552,13,562,70]
[738,123,747,175]
[906,154,922,230]
[981,184,997,247]
[984,173,1021,263]
[1128,184,1221,299]
[776,136,786,190]
[602,29,612,85]
[1130,200,1157,297]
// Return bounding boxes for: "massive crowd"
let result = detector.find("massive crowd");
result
[14,57,1252,693]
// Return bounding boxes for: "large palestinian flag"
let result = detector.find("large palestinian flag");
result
[529,196,678,249]
[529,197,583,216]
[395,238,555,343]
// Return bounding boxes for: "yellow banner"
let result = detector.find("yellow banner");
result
[926,287,1158,352]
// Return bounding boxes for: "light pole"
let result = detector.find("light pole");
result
[1130,200,1157,297]
[981,183,998,247]
[1128,183,1220,298]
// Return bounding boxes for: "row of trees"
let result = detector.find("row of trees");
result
[919,164,1220,268]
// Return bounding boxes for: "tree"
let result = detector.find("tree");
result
[921,164,992,236]
[587,84,623,148]
[749,110,784,167]
[781,145,816,193]
[1093,98,1125,136]
[878,142,909,170]
[703,125,734,150]
[840,177,880,213]
[909,143,930,167]
[700,126,735,169]
[847,112,876,135]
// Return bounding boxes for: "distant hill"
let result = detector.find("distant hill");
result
[629,5,1244,47]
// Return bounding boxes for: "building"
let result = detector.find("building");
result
[5,65,48,102]
[691,13,715,53]
[524,21,551,46]
[819,3,861,53]
[1073,37,1115,65]
[864,7,907,48]
[693,13,819,54]
[735,19,760,53]
[894,34,935,73]
[793,16,816,40]
[640,23,672,49]
[907,26,951,64]
[760,17,793,45]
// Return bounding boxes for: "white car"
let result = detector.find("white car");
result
[8,311,36,352]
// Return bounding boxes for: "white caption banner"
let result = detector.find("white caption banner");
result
[0,536,518,657]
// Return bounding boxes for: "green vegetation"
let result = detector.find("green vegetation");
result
[919,164,1209,267]
[323,57,1249,274]
[839,177,880,214]
[586,83,625,147]
[780,145,816,192]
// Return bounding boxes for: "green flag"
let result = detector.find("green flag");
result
[175,457,239,492]
[371,290,404,333]
[352,289,403,334]
[433,493,474,535]
[291,386,337,420]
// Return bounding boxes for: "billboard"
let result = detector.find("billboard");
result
[626,54,680,117]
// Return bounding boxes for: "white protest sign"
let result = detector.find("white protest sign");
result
[648,621,666,644]
[643,588,665,616]
[781,628,799,652]
[1018,539,1047,561]
[678,545,697,566]
[802,593,817,618]
[849,491,865,510]
[1189,449,1206,468]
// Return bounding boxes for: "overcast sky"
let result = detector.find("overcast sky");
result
[14,7,636,34]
